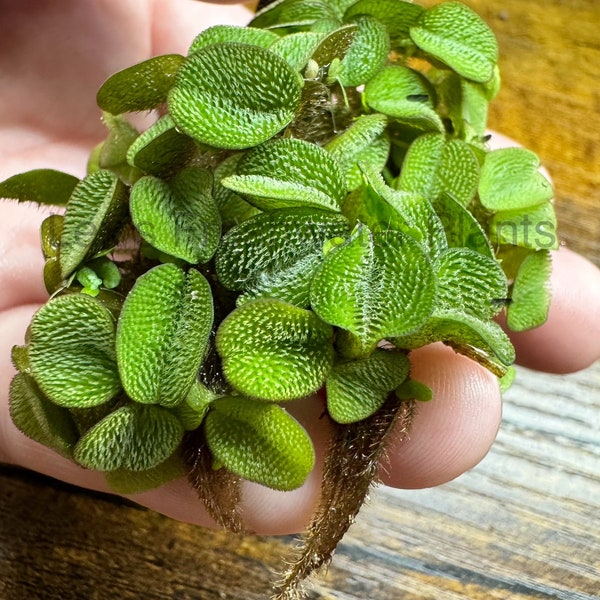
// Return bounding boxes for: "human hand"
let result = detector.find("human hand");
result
[1,0,599,536]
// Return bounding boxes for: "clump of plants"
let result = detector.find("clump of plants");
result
[1,0,557,597]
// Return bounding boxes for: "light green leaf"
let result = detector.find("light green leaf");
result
[216,207,349,306]
[311,225,436,353]
[269,32,324,71]
[250,0,339,31]
[479,148,554,211]
[435,248,507,319]
[222,138,346,212]
[216,299,334,401]
[205,396,315,491]
[363,66,444,133]
[188,25,279,54]
[73,404,184,471]
[326,349,410,423]
[395,379,433,402]
[410,2,498,83]
[59,169,128,278]
[116,264,214,407]
[98,113,141,184]
[97,54,185,114]
[28,293,121,408]
[396,133,480,207]
[126,114,197,178]
[499,366,516,393]
[172,381,215,431]
[345,135,390,191]
[104,453,186,494]
[168,43,303,149]
[432,193,494,258]
[490,201,559,251]
[506,250,552,331]
[0,169,79,206]
[130,167,221,264]
[344,0,424,47]
[9,373,79,458]
[338,16,390,87]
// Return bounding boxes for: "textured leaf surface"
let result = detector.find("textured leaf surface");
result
[205,397,315,491]
[363,66,444,132]
[116,264,213,407]
[326,349,409,423]
[268,32,324,71]
[9,373,79,458]
[97,113,141,184]
[59,170,128,278]
[410,2,498,83]
[97,54,185,114]
[344,0,424,47]
[396,133,480,207]
[311,225,436,352]
[130,168,221,264]
[28,294,121,408]
[479,148,554,211]
[0,169,78,206]
[222,138,346,212]
[74,404,184,471]
[507,250,552,331]
[188,25,279,54]
[168,43,303,149]
[216,207,349,303]
[311,24,358,67]
[216,299,333,401]
[250,0,338,30]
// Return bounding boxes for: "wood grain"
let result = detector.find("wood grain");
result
[1,1,599,599]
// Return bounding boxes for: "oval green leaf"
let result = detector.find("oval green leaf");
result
[188,25,279,54]
[0,169,79,207]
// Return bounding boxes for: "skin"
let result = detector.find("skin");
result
[0,0,599,536]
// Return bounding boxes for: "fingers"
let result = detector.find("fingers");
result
[504,247,600,373]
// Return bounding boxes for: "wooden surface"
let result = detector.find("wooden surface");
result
[1,1,599,599]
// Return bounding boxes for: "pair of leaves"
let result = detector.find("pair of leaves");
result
[116,264,213,407]
[130,167,221,264]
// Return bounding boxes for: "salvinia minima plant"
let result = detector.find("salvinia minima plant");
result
[1,1,557,597]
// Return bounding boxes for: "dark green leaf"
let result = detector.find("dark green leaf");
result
[168,43,303,149]
[0,169,79,206]
[250,0,339,31]
[216,299,334,401]
[311,24,358,68]
[41,215,64,260]
[205,396,315,491]
[116,264,214,407]
[97,54,185,114]
[28,293,121,408]
[73,404,184,471]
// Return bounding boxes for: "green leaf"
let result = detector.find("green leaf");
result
[41,215,64,260]
[396,133,480,207]
[395,379,433,402]
[216,207,349,306]
[498,366,516,393]
[435,247,507,319]
[490,201,559,251]
[98,113,141,184]
[337,16,390,87]
[311,24,358,68]
[168,43,303,149]
[216,299,334,401]
[410,2,498,83]
[326,349,410,423]
[268,32,324,71]
[478,148,554,211]
[394,308,515,369]
[73,404,184,471]
[345,135,390,191]
[97,54,185,114]
[59,169,128,278]
[126,114,197,178]
[28,293,121,408]
[9,373,79,458]
[432,193,494,258]
[188,25,279,54]
[363,66,444,133]
[222,138,346,212]
[205,396,315,491]
[104,453,187,494]
[344,0,424,48]
[250,0,339,31]
[0,169,79,206]
[311,225,436,353]
[130,167,221,264]
[506,250,552,331]
[116,264,214,407]
[172,381,215,431]
[325,113,389,189]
